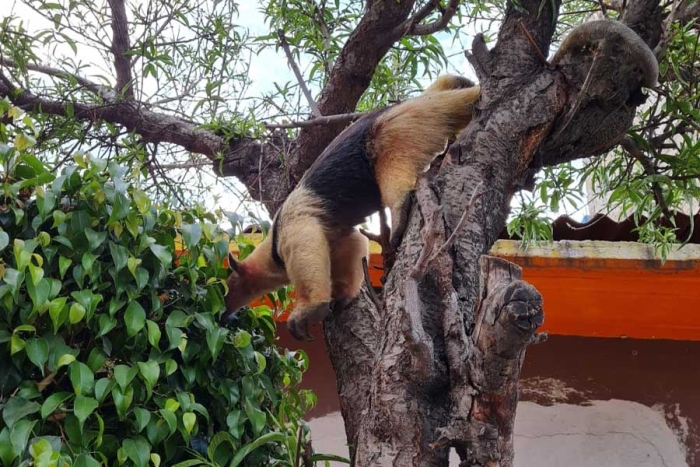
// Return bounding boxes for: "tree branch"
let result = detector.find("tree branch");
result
[0,80,224,158]
[401,0,462,36]
[289,0,419,180]
[277,30,321,118]
[264,111,364,130]
[107,0,135,99]
[0,57,113,100]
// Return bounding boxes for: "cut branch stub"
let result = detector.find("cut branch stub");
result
[469,255,543,465]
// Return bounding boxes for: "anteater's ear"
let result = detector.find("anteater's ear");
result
[228,252,240,272]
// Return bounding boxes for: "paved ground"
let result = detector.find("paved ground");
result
[308,399,689,466]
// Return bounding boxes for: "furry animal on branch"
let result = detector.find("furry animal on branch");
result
[550,19,658,88]
[223,75,480,340]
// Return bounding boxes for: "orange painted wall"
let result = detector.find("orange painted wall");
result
[222,240,700,341]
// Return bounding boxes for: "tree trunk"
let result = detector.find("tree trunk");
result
[322,0,662,464]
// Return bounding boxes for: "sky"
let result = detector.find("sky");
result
[1,0,591,233]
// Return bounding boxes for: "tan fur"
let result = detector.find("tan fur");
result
[372,84,480,235]
[225,75,479,339]
[225,234,288,314]
[330,229,370,302]
[275,187,370,338]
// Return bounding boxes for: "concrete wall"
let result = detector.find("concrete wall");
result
[279,329,700,467]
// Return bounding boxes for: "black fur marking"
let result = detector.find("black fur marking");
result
[270,214,285,269]
[301,110,386,228]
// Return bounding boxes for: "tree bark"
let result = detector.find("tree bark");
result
[0,0,666,463]
[322,0,662,464]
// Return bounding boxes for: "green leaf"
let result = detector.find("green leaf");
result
[41,392,73,419]
[137,360,160,397]
[207,431,236,466]
[98,315,117,336]
[109,193,130,222]
[230,432,286,467]
[10,334,25,355]
[0,229,8,251]
[244,399,266,436]
[57,353,76,368]
[58,257,72,279]
[25,338,49,373]
[0,428,14,467]
[182,412,196,434]
[84,228,107,251]
[109,241,129,271]
[146,320,161,348]
[234,330,251,348]
[94,378,114,404]
[73,395,98,430]
[52,210,67,228]
[132,189,151,214]
[113,364,139,392]
[171,460,204,467]
[122,437,150,467]
[253,351,267,375]
[159,409,177,435]
[10,419,37,459]
[81,253,96,274]
[26,277,50,311]
[28,437,52,460]
[86,348,107,373]
[69,302,86,324]
[181,223,202,249]
[36,189,55,217]
[134,408,151,432]
[74,454,101,467]
[149,244,172,266]
[48,297,68,333]
[165,359,177,376]
[3,397,40,428]
[112,385,134,421]
[3,268,24,295]
[164,398,180,413]
[69,361,95,395]
[206,328,227,361]
[124,301,146,337]
[28,263,44,286]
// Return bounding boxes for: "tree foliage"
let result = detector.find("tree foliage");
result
[0,101,327,467]
[0,0,697,253]
[0,0,699,464]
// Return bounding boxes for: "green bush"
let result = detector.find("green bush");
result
[0,102,336,467]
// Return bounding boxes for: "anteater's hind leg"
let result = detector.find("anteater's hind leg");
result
[330,229,370,311]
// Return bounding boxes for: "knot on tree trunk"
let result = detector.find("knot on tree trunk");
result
[470,276,544,393]
[436,256,544,467]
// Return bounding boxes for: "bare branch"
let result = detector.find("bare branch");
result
[0,80,225,159]
[264,111,364,129]
[277,30,321,117]
[427,181,484,265]
[107,0,135,99]
[519,21,548,65]
[290,1,418,177]
[400,0,461,37]
[0,71,18,94]
[307,0,336,73]
[654,0,680,58]
[409,180,484,280]
[0,58,113,100]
